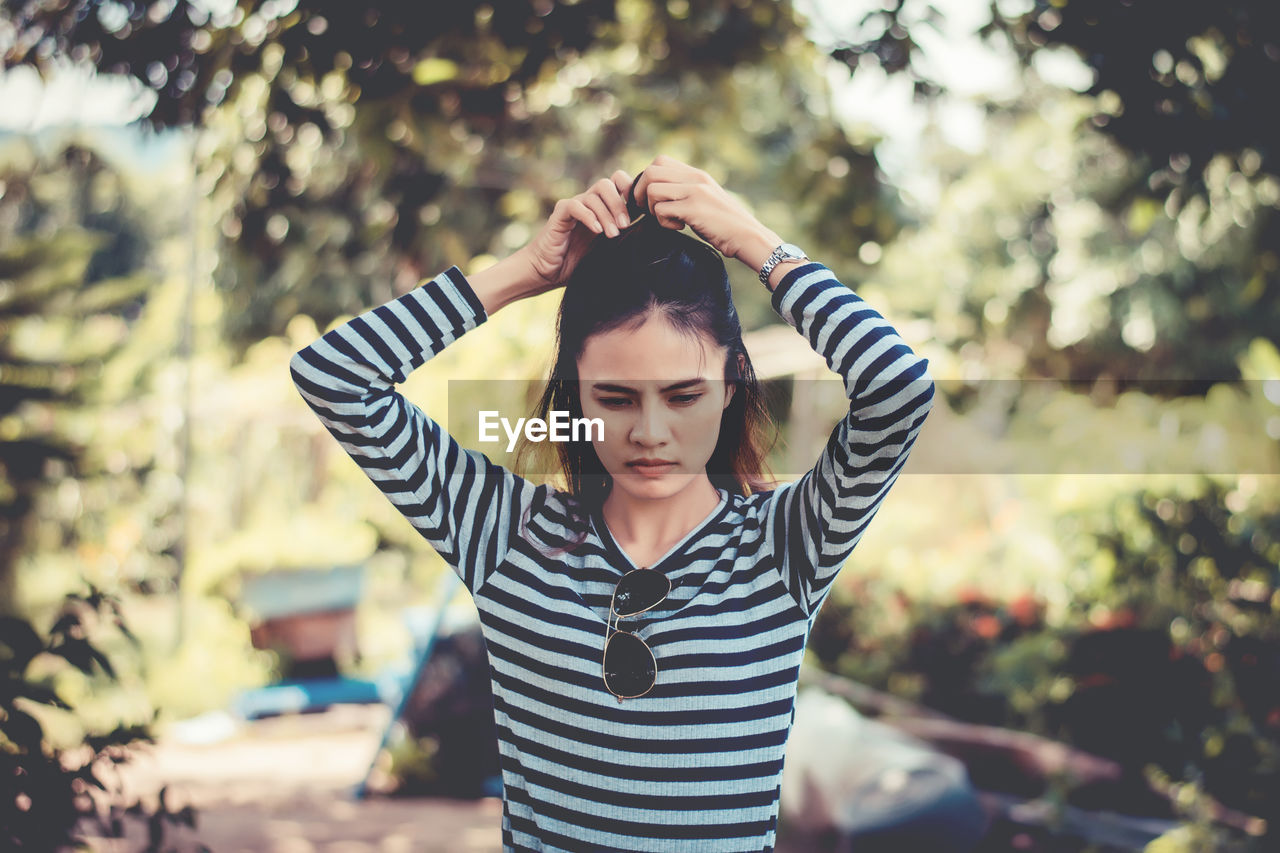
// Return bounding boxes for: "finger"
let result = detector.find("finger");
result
[639,179,690,216]
[579,190,620,237]
[547,198,578,234]
[651,200,686,231]
[632,165,693,216]
[645,156,706,183]
[652,154,686,169]
[590,177,631,232]
[564,197,604,234]
[609,170,635,226]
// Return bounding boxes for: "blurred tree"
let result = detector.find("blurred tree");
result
[7,1,1277,378]
[1001,0,1280,208]
[1000,0,1280,387]
[0,587,200,850]
[820,0,1280,206]
[0,141,156,610]
[2,0,904,346]
[873,74,1279,391]
[820,0,1280,389]
[808,476,1280,841]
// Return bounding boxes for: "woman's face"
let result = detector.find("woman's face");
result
[576,311,735,504]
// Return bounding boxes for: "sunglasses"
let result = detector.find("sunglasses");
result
[602,566,671,701]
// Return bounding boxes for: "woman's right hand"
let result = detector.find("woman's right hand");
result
[519,170,635,291]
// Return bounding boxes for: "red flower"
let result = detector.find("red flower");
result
[1008,593,1043,627]
[972,614,1002,639]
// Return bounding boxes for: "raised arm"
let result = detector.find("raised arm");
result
[288,260,545,596]
[289,170,643,595]
[763,263,934,618]
[628,156,936,617]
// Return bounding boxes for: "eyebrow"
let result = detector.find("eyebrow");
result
[590,379,708,394]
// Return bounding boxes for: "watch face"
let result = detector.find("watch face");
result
[781,244,807,259]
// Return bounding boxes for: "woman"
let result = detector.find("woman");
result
[290,156,935,852]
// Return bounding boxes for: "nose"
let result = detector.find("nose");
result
[629,402,672,446]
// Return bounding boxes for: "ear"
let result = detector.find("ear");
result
[723,353,745,409]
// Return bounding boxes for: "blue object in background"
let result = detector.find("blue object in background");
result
[232,674,406,719]
[240,565,365,620]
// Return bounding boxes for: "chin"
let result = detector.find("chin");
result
[615,472,696,500]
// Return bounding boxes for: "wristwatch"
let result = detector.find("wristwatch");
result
[758,243,809,286]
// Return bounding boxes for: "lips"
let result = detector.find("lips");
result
[627,459,677,475]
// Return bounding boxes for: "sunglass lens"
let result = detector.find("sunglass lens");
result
[613,569,670,617]
[604,631,656,697]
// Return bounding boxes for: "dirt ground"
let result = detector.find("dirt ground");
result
[79,704,505,853]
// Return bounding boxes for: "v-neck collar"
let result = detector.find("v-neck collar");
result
[590,488,730,575]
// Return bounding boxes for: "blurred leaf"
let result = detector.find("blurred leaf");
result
[10,679,72,711]
[0,705,45,750]
[1239,339,1280,382]
[0,615,44,671]
[84,722,153,753]
[148,810,162,850]
[47,611,82,643]
[412,57,460,86]
[47,636,115,679]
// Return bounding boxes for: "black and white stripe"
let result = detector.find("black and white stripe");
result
[291,262,934,852]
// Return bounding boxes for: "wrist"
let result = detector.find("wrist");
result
[735,227,784,274]
[737,229,806,291]
[467,247,544,316]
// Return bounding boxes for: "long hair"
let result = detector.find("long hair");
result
[513,211,778,552]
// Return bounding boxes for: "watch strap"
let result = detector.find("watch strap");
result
[758,243,808,286]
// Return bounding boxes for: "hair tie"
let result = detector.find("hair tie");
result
[626,170,649,225]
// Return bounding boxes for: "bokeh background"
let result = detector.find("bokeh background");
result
[2,1,1279,850]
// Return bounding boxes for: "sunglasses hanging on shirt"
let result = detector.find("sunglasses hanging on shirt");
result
[602,566,670,701]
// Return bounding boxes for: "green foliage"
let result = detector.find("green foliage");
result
[2,5,1279,848]
[1009,0,1280,210]
[810,476,1278,840]
[5,1,903,347]
[870,76,1280,389]
[0,139,161,610]
[382,733,444,794]
[0,586,204,852]
[0,133,286,720]
[10,3,1277,378]
[819,0,1280,214]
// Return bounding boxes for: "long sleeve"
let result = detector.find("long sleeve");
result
[289,266,545,597]
[763,262,935,619]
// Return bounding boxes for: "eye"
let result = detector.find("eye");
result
[598,397,632,408]
[670,394,702,404]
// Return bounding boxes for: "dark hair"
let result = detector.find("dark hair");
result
[513,207,778,552]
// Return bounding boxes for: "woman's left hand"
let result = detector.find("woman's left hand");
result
[630,156,783,272]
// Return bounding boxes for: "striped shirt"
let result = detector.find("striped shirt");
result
[290,261,935,852]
